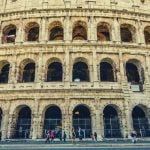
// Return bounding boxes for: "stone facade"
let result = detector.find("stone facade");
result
[0,0,149,140]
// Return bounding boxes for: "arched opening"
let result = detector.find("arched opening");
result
[25,22,39,41]
[100,62,115,82]
[126,63,140,83]
[120,24,135,43]
[44,106,62,138]
[144,26,150,45]
[22,63,35,83]
[72,21,87,40]
[103,105,122,138]
[47,62,63,82]
[2,25,16,43]
[132,106,150,137]
[72,61,89,82]
[15,106,31,139]
[49,27,63,41]
[0,108,3,130]
[0,63,10,83]
[73,105,91,138]
[97,23,110,41]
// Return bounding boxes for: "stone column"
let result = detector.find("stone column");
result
[36,52,45,83]
[1,109,9,140]
[137,20,145,45]
[16,18,24,43]
[64,49,70,87]
[112,18,121,43]
[145,54,150,83]
[31,99,39,139]
[64,16,72,42]
[93,50,98,87]
[39,17,47,43]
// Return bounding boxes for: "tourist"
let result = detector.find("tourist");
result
[63,131,67,142]
[130,131,137,143]
[78,127,83,141]
[50,130,55,143]
[45,130,50,143]
[94,132,97,141]
[72,128,76,144]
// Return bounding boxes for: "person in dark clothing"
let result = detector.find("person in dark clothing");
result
[63,131,67,142]
[94,132,97,141]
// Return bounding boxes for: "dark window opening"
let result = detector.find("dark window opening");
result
[132,106,150,137]
[73,62,89,82]
[73,105,91,138]
[0,108,2,129]
[103,106,122,138]
[121,27,133,43]
[126,63,140,83]
[47,62,62,82]
[22,63,35,83]
[49,27,63,40]
[15,106,31,139]
[44,106,62,138]
[144,29,150,45]
[3,26,16,43]
[100,62,115,82]
[27,27,39,41]
[0,64,10,83]
[97,25,110,41]
[73,25,87,40]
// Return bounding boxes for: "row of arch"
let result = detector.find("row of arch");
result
[0,58,144,84]
[0,104,149,138]
[2,21,150,44]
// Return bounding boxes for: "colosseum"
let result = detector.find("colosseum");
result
[0,0,149,140]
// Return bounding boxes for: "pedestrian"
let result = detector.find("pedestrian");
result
[72,128,76,144]
[130,131,137,143]
[91,132,94,141]
[94,132,97,141]
[59,130,62,141]
[50,130,55,143]
[63,131,67,142]
[78,127,83,142]
[45,130,50,143]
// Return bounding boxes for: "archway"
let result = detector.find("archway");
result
[15,106,31,139]
[22,63,35,82]
[120,24,135,43]
[100,62,115,82]
[0,64,10,83]
[47,62,63,82]
[44,106,62,138]
[72,62,89,82]
[144,26,150,44]
[97,23,110,41]
[126,63,140,83]
[2,24,16,43]
[49,27,63,40]
[73,105,92,138]
[25,22,39,41]
[132,106,150,137]
[103,105,122,138]
[72,21,87,40]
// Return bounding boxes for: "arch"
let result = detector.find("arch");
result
[49,21,63,40]
[2,24,16,43]
[126,59,144,84]
[72,61,90,82]
[103,105,122,138]
[25,22,39,41]
[100,58,116,82]
[46,62,63,82]
[19,59,36,83]
[97,22,111,41]
[72,21,87,40]
[14,105,31,139]
[144,26,150,44]
[72,104,92,138]
[44,105,62,138]
[120,24,136,43]
[0,61,10,83]
[132,105,150,137]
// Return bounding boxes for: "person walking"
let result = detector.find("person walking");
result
[130,131,137,143]
[78,127,83,142]
[94,132,97,142]
[45,130,50,143]
[63,131,67,142]
[72,128,76,144]
[50,130,55,143]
